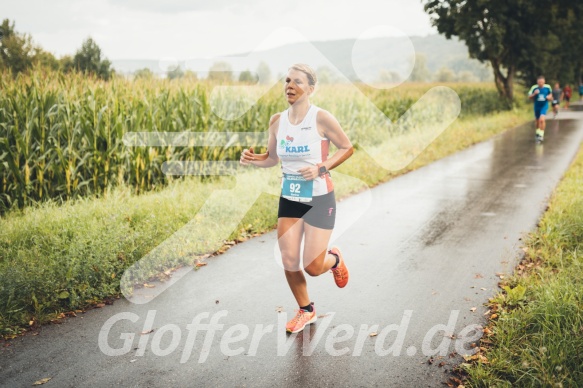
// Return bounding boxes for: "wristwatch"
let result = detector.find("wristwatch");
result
[318,164,328,177]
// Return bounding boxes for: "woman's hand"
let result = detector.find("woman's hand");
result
[298,165,319,181]
[240,147,269,165]
[240,147,255,165]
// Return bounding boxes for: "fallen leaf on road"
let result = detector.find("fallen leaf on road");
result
[140,329,154,335]
[470,307,477,312]
[275,306,283,313]
[480,287,487,291]
[317,314,330,318]
[143,283,156,288]
[195,262,207,268]
[490,314,498,319]
[95,303,105,308]
[438,361,446,367]
[474,273,483,279]
[215,300,219,304]
[369,332,378,337]
[427,357,434,365]
[32,377,52,385]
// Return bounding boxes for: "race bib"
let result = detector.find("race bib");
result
[282,174,313,202]
[537,94,546,102]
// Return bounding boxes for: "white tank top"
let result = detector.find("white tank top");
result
[276,105,333,197]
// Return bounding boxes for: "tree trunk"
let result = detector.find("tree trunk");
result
[490,59,515,107]
[504,65,515,101]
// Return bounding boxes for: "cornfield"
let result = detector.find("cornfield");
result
[0,70,512,212]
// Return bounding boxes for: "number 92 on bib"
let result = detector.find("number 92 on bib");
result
[281,173,313,202]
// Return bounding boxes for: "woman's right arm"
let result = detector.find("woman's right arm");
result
[240,113,280,168]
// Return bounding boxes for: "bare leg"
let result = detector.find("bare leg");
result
[303,223,337,277]
[540,115,546,131]
[277,217,310,307]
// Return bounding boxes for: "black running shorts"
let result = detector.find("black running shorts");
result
[278,191,336,230]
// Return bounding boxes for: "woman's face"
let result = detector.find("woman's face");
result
[284,69,313,105]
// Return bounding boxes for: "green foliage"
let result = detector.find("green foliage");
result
[465,146,583,386]
[378,70,401,84]
[0,104,529,335]
[409,54,431,82]
[208,61,233,82]
[0,19,53,75]
[0,70,518,213]
[59,55,74,73]
[424,1,583,101]
[256,61,271,84]
[166,65,183,80]
[434,66,456,83]
[73,37,113,80]
[501,284,527,307]
[238,70,257,83]
[134,67,154,80]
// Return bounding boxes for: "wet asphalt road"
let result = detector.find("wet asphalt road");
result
[1,111,583,388]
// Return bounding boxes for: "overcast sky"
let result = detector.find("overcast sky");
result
[2,0,436,60]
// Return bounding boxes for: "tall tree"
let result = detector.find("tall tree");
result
[0,19,35,74]
[238,69,257,83]
[73,37,112,80]
[423,0,543,102]
[166,65,184,80]
[208,61,233,82]
[256,61,271,84]
[424,1,583,102]
[409,54,431,82]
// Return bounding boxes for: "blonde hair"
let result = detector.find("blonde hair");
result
[289,64,317,86]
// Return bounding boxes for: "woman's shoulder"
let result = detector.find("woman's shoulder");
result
[316,108,338,125]
[269,112,283,125]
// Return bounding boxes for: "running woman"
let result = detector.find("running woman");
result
[579,82,583,102]
[551,82,563,118]
[240,64,353,333]
[563,84,572,109]
[528,75,553,142]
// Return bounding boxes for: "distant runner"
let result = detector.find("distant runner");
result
[579,82,583,101]
[528,75,552,143]
[240,64,353,334]
[563,84,572,109]
[551,82,563,118]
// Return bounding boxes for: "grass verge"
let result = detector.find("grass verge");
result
[0,107,530,338]
[463,144,583,387]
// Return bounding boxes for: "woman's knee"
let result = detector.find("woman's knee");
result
[304,264,321,277]
[281,252,301,271]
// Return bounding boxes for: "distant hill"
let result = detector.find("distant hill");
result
[112,34,492,82]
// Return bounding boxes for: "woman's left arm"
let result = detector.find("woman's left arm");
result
[298,110,353,180]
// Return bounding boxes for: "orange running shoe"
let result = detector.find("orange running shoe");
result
[329,247,349,288]
[286,305,317,333]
